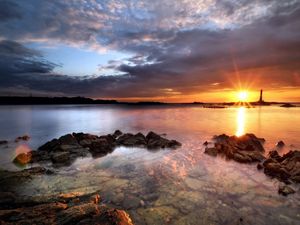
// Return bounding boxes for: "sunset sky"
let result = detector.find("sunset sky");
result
[0,0,299,102]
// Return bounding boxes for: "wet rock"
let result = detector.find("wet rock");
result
[122,195,141,209]
[262,150,300,184]
[207,133,265,163]
[15,135,30,142]
[257,163,263,170]
[14,131,181,167]
[278,185,295,196]
[0,192,17,208]
[90,137,114,154]
[112,129,123,138]
[146,131,181,149]
[0,191,134,225]
[0,167,54,191]
[59,134,78,145]
[51,151,70,164]
[204,147,218,157]
[203,141,209,146]
[38,138,60,151]
[0,140,8,145]
[89,208,133,225]
[13,152,32,165]
[117,132,147,147]
[276,140,285,148]
[268,150,281,161]
[280,103,297,108]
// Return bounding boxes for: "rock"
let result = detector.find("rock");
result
[14,131,181,167]
[257,163,263,170]
[278,185,295,196]
[0,167,54,190]
[280,103,297,108]
[122,195,141,209]
[92,208,133,225]
[57,202,99,224]
[206,133,265,163]
[262,150,300,184]
[0,192,17,208]
[90,138,114,154]
[0,140,8,145]
[0,191,134,225]
[268,150,281,161]
[204,147,218,157]
[38,138,60,151]
[59,134,78,145]
[117,133,134,145]
[203,141,209,146]
[263,160,291,182]
[112,130,123,138]
[13,152,32,165]
[276,140,285,148]
[15,135,30,142]
[51,151,70,164]
[146,131,181,149]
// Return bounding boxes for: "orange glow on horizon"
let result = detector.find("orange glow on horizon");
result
[97,87,300,103]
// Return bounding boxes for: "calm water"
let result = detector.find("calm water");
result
[0,105,300,224]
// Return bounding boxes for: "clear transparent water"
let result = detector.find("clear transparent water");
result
[0,105,299,224]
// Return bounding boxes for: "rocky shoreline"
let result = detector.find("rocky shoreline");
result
[204,133,300,196]
[1,130,182,225]
[0,188,133,224]
[13,130,181,167]
[1,131,299,224]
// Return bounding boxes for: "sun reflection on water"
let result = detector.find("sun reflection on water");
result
[236,107,246,137]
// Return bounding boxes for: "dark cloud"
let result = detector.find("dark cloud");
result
[0,0,299,100]
[0,40,57,74]
[0,0,22,21]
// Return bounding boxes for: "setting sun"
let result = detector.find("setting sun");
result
[237,91,248,102]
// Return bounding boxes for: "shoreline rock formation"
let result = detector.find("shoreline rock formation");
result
[0,168,134,225]
[204,133,266,163]
[13,130,181,167]
[0,191,133,225]
[204,134,299,195]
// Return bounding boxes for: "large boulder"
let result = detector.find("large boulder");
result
[51,152,70,164]
[90,138,114,154]
[38,138,60,151]
[146,131,181,149]
[206,133,266,163]
[117,132,147,147]
[278,185,295,196]
[204,147,218,157]
[262,150,300,184]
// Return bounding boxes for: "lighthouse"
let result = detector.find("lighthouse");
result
[259,89,263,103]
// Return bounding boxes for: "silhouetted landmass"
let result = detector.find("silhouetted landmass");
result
[131,101,166,105]
[0,96,298,106]
[0,96,118,105]
[280,103,297,108]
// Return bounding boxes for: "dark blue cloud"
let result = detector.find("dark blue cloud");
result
[0,0,299,99]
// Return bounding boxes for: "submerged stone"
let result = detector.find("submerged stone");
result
[278,185,296,196]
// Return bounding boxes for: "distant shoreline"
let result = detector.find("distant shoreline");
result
[0,96,298,106]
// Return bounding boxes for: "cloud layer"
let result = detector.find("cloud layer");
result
[0,0,299,101]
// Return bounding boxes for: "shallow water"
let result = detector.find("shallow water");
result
[0,105,300,224]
